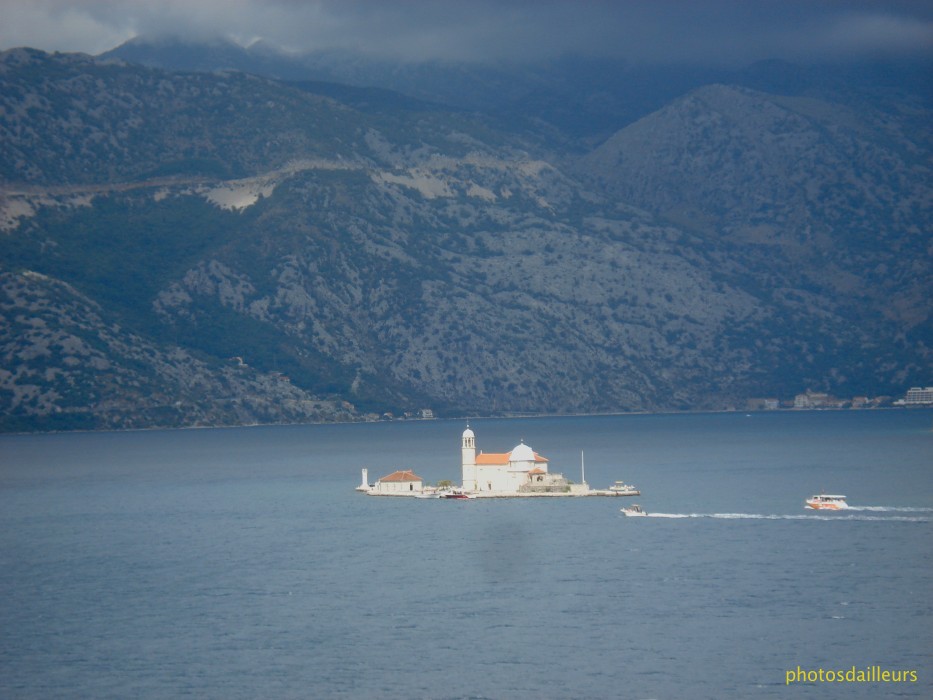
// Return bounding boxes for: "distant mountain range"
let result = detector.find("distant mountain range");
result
[99,35,933,142]
[0,40,930,431]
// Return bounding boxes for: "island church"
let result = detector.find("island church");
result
[461,425,569,494]
[358,426,622,497]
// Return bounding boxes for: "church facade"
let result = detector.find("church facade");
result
[461,426,569,494]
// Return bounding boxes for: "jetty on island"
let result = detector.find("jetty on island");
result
[355,425,640,499]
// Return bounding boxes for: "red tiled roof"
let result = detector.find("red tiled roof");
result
[474,451,549,465]
[378,469,424,482]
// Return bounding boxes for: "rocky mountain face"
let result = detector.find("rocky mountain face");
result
[579,82,932,381]
[1,269,351,431]
[0,47,929,431]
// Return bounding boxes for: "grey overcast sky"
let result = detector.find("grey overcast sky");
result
[1,0,931,65]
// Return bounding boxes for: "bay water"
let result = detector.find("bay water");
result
[1,410,931,699]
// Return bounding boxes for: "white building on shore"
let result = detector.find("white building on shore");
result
[903,387,933,405]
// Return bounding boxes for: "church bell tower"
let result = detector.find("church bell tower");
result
[461,425,476,492]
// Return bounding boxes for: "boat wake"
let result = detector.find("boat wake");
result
[644,512,929,522]
[846,505,933,512]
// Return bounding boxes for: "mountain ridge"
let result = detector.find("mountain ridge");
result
[0,47,929,431]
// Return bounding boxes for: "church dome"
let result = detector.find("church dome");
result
[510,441,534,463]
[462,426,475,439]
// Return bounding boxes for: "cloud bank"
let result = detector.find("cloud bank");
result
[1,0,931,65]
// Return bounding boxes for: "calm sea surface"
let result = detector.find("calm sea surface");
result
[1,410,931,699]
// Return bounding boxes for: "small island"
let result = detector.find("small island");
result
[356,426,639,498]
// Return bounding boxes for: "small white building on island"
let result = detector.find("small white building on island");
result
[373,469,424,495]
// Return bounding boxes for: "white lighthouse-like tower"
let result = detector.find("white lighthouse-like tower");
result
[461,425,477,492]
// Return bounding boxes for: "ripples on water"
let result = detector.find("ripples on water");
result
[1,410,931,699]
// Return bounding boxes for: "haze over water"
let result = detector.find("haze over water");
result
[1,410,931,699]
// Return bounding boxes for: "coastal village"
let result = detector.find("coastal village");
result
[374,387,931,423]
[355,425,640,498]
[747,386,933,411]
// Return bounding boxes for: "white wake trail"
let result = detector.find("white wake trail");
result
[643,512,929,522]
[847,506,933,512]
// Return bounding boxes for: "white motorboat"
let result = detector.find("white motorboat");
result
[608,480,640,496]
[442,489,475,499]
[621,504,647,517]
[805,494,848,510]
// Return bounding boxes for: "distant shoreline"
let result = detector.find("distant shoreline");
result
[2,404,928,437]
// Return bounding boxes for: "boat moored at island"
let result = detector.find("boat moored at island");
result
[621,504,647,517]
[607,480,640,496]
[805,494,848,510]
